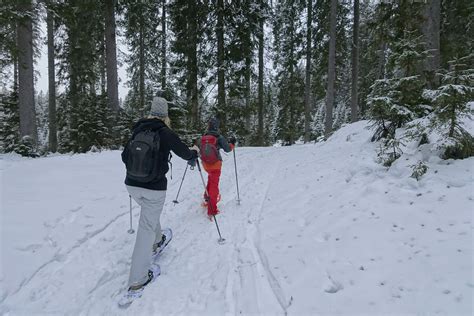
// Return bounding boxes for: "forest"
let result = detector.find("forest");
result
[1,0,473,162]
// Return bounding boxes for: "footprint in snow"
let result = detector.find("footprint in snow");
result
[315,232,331,242]
[69,205,83,212]
[17,243,42,252]
[324,276,343,294]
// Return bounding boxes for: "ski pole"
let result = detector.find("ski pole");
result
[196,160,226,244]
[173,163,188,204]
[233,146,241,204]
[128,195,135,234]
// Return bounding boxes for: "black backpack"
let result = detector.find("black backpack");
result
[125,129,161,183]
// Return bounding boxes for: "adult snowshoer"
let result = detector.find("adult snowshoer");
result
[121,95,198,293]
[199,117,236,219]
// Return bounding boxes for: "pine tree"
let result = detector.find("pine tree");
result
[311,0,351,136]
[367,1,430,141]
[257,0,267,146]
[428,56,474,159]
[0,90,19,153]
[35,90,49,151]
[325,0,337,138]
[105,0,120,113]
[16,0,38,149]
[440,0,473,69]
[224,0,265,144]
[350,0,360,122]
[304,0,313,142]
[55,0,112,152]
[120,0,163,116]
[46,0,57,152]
[169,0,212,131]
[273,0,305,145]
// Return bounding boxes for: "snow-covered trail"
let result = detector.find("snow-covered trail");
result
[1,121,472,315]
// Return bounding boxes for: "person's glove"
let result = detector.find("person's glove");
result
[188,158,197,167]
[190,149,199,159]
[228,136,236,145]
[191,144,200,155]
[188,147,199,167]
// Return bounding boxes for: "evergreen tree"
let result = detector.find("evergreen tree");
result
[0,90,19,153]
[428,56,474,159]
[367,1,430,142]
[105,0,120,113]
[119,0,163,116]
[169,0,212,131]
[225,0,263,144]
[440,0,474,68]
[311,0,351,136]
[273,0,305,144]
[16,0,38,149]
[55,0,113,152]
[46,0,57,152]
[35,90,49,151]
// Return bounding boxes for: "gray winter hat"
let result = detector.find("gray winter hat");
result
[150,96,169,117]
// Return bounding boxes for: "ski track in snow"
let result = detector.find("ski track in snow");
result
[1,121,472,315]
[2,210,129,305]
[224,153,288,315]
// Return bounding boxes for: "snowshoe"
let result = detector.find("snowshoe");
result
[118,263,161,308]
[152,228,172,259]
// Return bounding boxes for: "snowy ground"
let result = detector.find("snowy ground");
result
[1,121,472,315]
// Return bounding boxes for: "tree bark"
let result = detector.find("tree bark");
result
[13,22,18,92]
[325,0,337,138]
[350,0,359,123]
[257,4,264,146]
[100,35,106,95]
[216,0,226,129]
[422,0,440,88]
[47,4,57,152]
[187,3,199,129]
[245,54,251,143]
[139,8,145,113]
[161,0,167,90]
[105,0,119,112]
[17,0,37,146]
[304,0,312,143]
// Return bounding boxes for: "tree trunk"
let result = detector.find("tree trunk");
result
[304,0,312,143]
[422,0,440,88]
[161,0,167,90]
[216,0,226,129]
[350,0,359,123]
[17,0,37,146]
[245,54,251,143]
[377,42,387,80]
[13,22,18,92]
[188,3,199,129]
[139,12,145,113]
[105,0,119,112]
[257,6,264,146]
[47,4,57,152]
[100,35,106,95]
[325,0,337,138]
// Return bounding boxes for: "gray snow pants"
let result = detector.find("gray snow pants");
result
[126,185,166,287]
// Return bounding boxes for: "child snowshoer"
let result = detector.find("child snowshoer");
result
[121,95,198,292]
[199,117,236,219]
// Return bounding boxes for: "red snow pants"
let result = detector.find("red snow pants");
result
[203,162,222,216]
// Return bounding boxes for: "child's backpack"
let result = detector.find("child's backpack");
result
[200,135,219,164]
[125,129,161,182]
